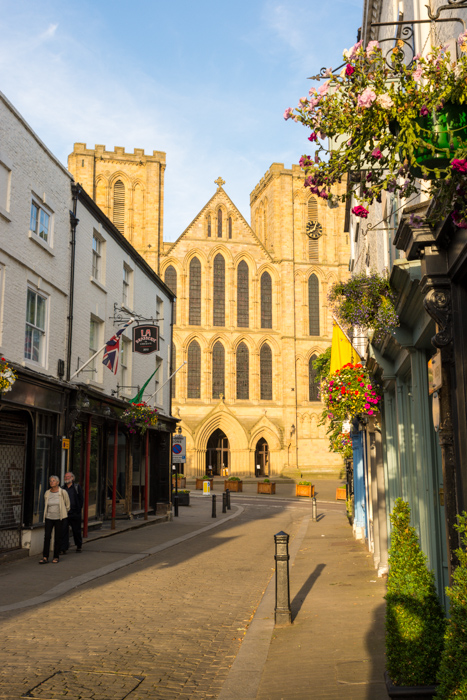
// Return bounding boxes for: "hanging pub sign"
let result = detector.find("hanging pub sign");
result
[132,325,159,354]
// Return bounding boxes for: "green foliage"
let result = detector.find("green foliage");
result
[298,481,311,486]
[202,475,212,480]
[328,272,399,343]
[227,476,241,481]
[177,490,190,494]
[263,478,270,483]
[386,499,446,686]
[174,473,185,479]
[312,347,331,381]
[436,513,467,699]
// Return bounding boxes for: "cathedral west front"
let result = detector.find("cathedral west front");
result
[68,145,350,478]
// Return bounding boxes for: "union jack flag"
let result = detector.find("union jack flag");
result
[102,320,132,374]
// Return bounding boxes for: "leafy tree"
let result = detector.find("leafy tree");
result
[312,346,331,382]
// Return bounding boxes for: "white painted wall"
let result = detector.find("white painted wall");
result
[0,91,72,376]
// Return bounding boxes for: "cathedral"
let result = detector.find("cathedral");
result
[68,145,350,477]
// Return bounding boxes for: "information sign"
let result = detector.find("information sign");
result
[172,435,186,463]
[133,325,159,354]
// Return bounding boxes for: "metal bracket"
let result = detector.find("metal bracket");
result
[111,302,159,326]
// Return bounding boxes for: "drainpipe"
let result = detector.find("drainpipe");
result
[66,184,80,381]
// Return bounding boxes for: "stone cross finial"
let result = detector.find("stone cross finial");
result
[215,177,225,189]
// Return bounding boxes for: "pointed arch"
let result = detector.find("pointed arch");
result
[236,341,249,400]
[260,343,273,400]
[237,260,249,328]
[212,341,225,399]
[189,257,202,326]
[260,270,272,329]
[96,177,107,214]
[213,253,225,326]
[309,353,320,401]
[164,265,177,324]
[308,273,320,336]
[217,208,223,237]
[187,340,201,399]
[113,179,125,233]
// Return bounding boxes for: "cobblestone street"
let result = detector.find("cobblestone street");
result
[0,493,387,700]
[0,498,304,699]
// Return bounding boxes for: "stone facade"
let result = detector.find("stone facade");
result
[69,144,351,477]
[68,144,166,273]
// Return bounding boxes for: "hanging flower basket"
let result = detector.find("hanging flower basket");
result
[0,358,17,394]
[121,402,158,435]
[284,34,467,226]
[321,363,382,423]
[328,272,399,344]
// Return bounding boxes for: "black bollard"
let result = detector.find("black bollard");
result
[312,496,317,522]
[212,494,217,518]
[274,531,292,625]
[226,488,231,510]
[173,495,179,518]
[222,492,227,513]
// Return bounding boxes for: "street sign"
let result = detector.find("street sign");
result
[62,439,70,450]
[133,325,159,354]
[172,435,186,463]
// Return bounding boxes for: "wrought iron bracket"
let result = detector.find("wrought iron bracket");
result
[111,303,159,326]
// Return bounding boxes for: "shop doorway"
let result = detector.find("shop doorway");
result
[206,429,229,476]
[255,438,269,477]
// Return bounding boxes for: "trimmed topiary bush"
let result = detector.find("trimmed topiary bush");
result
[436,513,467,699]
[385,499,446,686]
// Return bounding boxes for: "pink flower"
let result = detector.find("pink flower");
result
[283,108,294,120]
[357,88,377,108]
[452,211,467,228]
[352,205,369,218]
[308,132,318,142]
[413,67,423,81]
[452,158,467,173]
[318,81,330,96]
[420,105,429,116]
[366,40,380,56]
[376,93,394,109]
[345,64,355,77]
[371,149,382,159]
[364,403,371,410]
[368,410,374,415]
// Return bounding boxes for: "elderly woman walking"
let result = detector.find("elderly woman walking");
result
[39,475,70,564]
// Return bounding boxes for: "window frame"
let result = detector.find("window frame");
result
[29,196,53,248]
[24,287,48,365]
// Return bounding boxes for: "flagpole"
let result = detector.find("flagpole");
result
[147,362,186,402]
[70,318,135,380]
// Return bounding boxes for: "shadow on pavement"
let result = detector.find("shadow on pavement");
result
[291,562,326,621]
[365,601,388,699]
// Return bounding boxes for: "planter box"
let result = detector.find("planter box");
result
[176,493,190,507]
[257,482,276,494]
[384,671,438,700]
[296,484,315,498]
[336,487,347,501]
[172,477,186,489]
[224,480,242,492]
[196,478,214,490]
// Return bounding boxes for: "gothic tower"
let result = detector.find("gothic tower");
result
[68,143,166,272]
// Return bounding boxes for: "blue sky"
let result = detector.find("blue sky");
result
[0,0,362,240]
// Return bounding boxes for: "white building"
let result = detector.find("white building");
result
[0,92,176,557]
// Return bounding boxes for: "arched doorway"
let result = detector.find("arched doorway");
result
[255,438,269,477]
[206,429,229,476]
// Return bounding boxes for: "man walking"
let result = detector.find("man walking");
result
[61,471,84,553]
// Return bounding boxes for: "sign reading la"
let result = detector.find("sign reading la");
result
[132,325,159,354]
